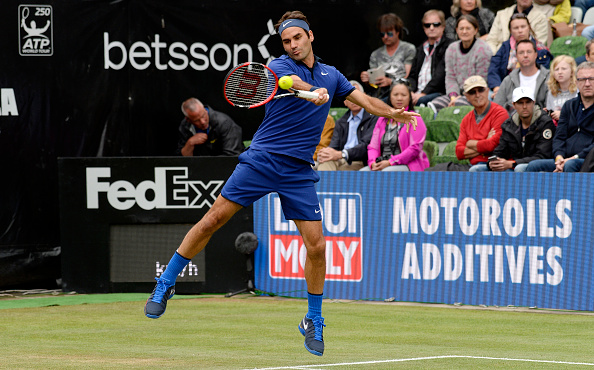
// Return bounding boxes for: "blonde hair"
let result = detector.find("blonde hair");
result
[423,9,446,25]
[451,0,482,17]
[547,55,577,96]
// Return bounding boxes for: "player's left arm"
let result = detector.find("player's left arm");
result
[346,88,419,129]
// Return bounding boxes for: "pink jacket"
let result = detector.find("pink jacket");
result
[367,115,429,171]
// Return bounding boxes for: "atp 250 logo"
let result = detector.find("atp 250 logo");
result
[19,5,53,56]
[267,192,363,281]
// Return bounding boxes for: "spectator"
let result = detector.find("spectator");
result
[317,82,377,171]
[494,39,549,112]
[426,75,508,171]
[533,0,571,23]
[409,10,454,106]
[427,15,492,112]
[487,0,549,54]
[545,55,578,124]
[445,0,495,41]
[488,13,553,96]
[362,79,429,171]
[312,115,336,169]
[360,13,416,102]
[470,86,555,172]
[177,98,244,157]
[526,61,594,172]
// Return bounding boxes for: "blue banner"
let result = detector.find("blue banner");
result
[254,172,594,311]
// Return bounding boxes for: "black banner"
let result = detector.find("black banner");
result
[58,156,252,293]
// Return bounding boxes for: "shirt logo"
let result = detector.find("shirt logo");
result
[543,129,552,140]
[321,72,328,76]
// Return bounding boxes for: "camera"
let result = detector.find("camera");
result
[375,155,390,163]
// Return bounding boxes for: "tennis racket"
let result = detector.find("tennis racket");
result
[223,62,321,109]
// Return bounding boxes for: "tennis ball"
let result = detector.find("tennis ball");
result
[278,76,293,90]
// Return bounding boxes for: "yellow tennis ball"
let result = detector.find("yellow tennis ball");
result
[278,76,293,90]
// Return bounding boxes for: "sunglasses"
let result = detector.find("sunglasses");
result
[466,87,486,95]
[423,22,442,28]
[394,77,411,87]
[379,31,394,38]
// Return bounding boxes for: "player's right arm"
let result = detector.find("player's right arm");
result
[346,88,419,128]
[286,74,329,106]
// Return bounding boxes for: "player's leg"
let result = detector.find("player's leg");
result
[294,219,326,356]
[144,195,243,318]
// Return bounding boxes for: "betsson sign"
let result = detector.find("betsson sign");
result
[103,20,277,71]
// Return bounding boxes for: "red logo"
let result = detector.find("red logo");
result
[267,193,363,281]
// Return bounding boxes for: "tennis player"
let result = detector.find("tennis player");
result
[145,10,419,357]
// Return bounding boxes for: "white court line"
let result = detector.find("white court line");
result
[245,355,594,370]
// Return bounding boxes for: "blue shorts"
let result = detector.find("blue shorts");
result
[221,149,322,221]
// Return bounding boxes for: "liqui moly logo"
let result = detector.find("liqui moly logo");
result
[268,192,362,281]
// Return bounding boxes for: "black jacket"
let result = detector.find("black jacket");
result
[176,106,244,156]
[554,94,594,159]
[493,106,555,165]
[408,37,453,95]
[329,109,378,164]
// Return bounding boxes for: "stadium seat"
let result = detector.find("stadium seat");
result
[435,106,473,125]
[422,140,439,167]
[414,106,435,123]
[583,7,594,24]
[431,141,469,165]
[571,6,584,23]
[328,107,348,121]
[550,36,588,59]
[425,120,460,143]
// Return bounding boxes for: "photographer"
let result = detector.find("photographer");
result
[362,80,430,171]
[470,86,554,172]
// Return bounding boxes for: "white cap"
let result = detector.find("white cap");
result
[512,86,535,103]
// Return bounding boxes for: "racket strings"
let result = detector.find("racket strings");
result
[224,64,276,107]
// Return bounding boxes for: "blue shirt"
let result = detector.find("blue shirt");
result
[250,55,354,163]
[344,109,364,150]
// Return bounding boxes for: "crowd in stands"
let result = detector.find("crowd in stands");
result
[180,0,594,173]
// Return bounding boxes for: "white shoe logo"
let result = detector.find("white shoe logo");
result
[303,321,309,330]
[282,20,293,27]
[321,72,328,75]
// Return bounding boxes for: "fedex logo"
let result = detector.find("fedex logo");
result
[86,167,223,210]
[267,192,362,281]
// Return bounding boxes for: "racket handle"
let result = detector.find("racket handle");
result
[293,90,323,100]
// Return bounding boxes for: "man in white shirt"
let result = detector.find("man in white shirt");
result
[494,39,549,112]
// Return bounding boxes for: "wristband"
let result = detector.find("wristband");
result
[309,86,321,92]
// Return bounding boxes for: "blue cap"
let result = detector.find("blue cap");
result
[277,19,310,37]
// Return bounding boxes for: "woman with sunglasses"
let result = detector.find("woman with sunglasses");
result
[362,79,429,172]
[445,0,495,41]
[428,14,492,112]
[488,13,553,100]
[360,13,416,103]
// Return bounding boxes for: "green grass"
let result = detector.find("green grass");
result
[0,295,593,369]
